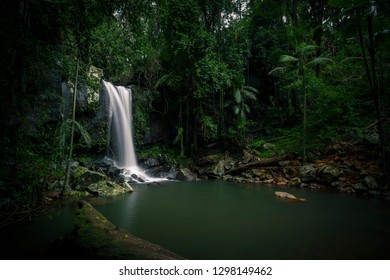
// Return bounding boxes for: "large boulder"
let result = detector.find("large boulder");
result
[299,164,318,183]
[72,166,133,196]
[175,168,197,181]
[318,165,340,183]
[72,166,107,190]
[197,156,234,179]
[86,180,133,196]
[139,155,161,169]
[363,176,378,190]
[288,177,301,188]
[353,183,368,194]
[252,169,268,180]
[211,160,225,177]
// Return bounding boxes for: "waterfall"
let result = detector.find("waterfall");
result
[104,80,137,168]
[103,80,166,183]
[103,80,150,182]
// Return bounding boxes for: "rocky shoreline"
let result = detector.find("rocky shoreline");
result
[40,138,388,201]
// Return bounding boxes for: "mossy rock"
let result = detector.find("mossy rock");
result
[72,200,185,259]
[72,166,106,190]
[86,180,133,196]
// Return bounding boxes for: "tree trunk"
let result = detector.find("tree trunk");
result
[63,58,80,195]
[302,68,307,163]
[225,154,294,175]
[311,0,325,77]
[366,15,389,187]
[359,17,388,187]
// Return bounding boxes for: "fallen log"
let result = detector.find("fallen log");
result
[68,200,185,260]
[225,154,295,175]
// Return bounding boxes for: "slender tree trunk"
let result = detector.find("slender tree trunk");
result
[358,17,388,187]
[312,0,325,77]
[302,68,307,163]
[218,90,224,142]
[367,15,389,187]
[63,58,80,195]
[178,90,184,162]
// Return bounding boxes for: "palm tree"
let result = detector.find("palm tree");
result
[227,75,258,120]
[270,42,333,161]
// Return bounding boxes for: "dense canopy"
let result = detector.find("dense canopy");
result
[0,0,389,208]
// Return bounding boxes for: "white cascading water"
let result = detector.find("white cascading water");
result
[103,80,151,181]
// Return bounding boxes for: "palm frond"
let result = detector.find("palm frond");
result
[233,88,242,104]
[233,105,240,115]
[57,118,72,151]
[57,119,92,150]
[299,44,318,56]
[243,103,250,113]
[340,57,363,64]
[306,57,335,66]
[243,89,257,101]
[243,85,259,94]
[268,66,287,75]
[280,55,298,63]
[73,120,92,148]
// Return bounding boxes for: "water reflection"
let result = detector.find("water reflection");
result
[94,181,390,259]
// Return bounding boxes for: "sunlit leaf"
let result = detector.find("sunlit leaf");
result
[280,55,298,63]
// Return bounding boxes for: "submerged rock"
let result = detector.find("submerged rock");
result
[274,191,306,202]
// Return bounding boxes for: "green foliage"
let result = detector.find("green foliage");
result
[225,75,258,120]
[173,127,184,146]
[194,52,231,98]
[138,144,188,166]
[200,115,218,143]
[227,119,256,149]
[55,118,92,161]
[0,128,64,209]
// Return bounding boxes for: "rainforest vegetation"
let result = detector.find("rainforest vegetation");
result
[0,0,389,219]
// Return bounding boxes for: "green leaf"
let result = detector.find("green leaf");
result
[299,44,318,56]
[306,57,334,66]
[268,66,287,75]
[233,88,242,104]
[243,104,250,113]
[340,57,363,64]
[73,120,92,148]
[243,86,259,94]
[57,119,92,150]
[243,89,257,101]
[173,127,184,146]
[280,55,298,63]
[233,105,240,115]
